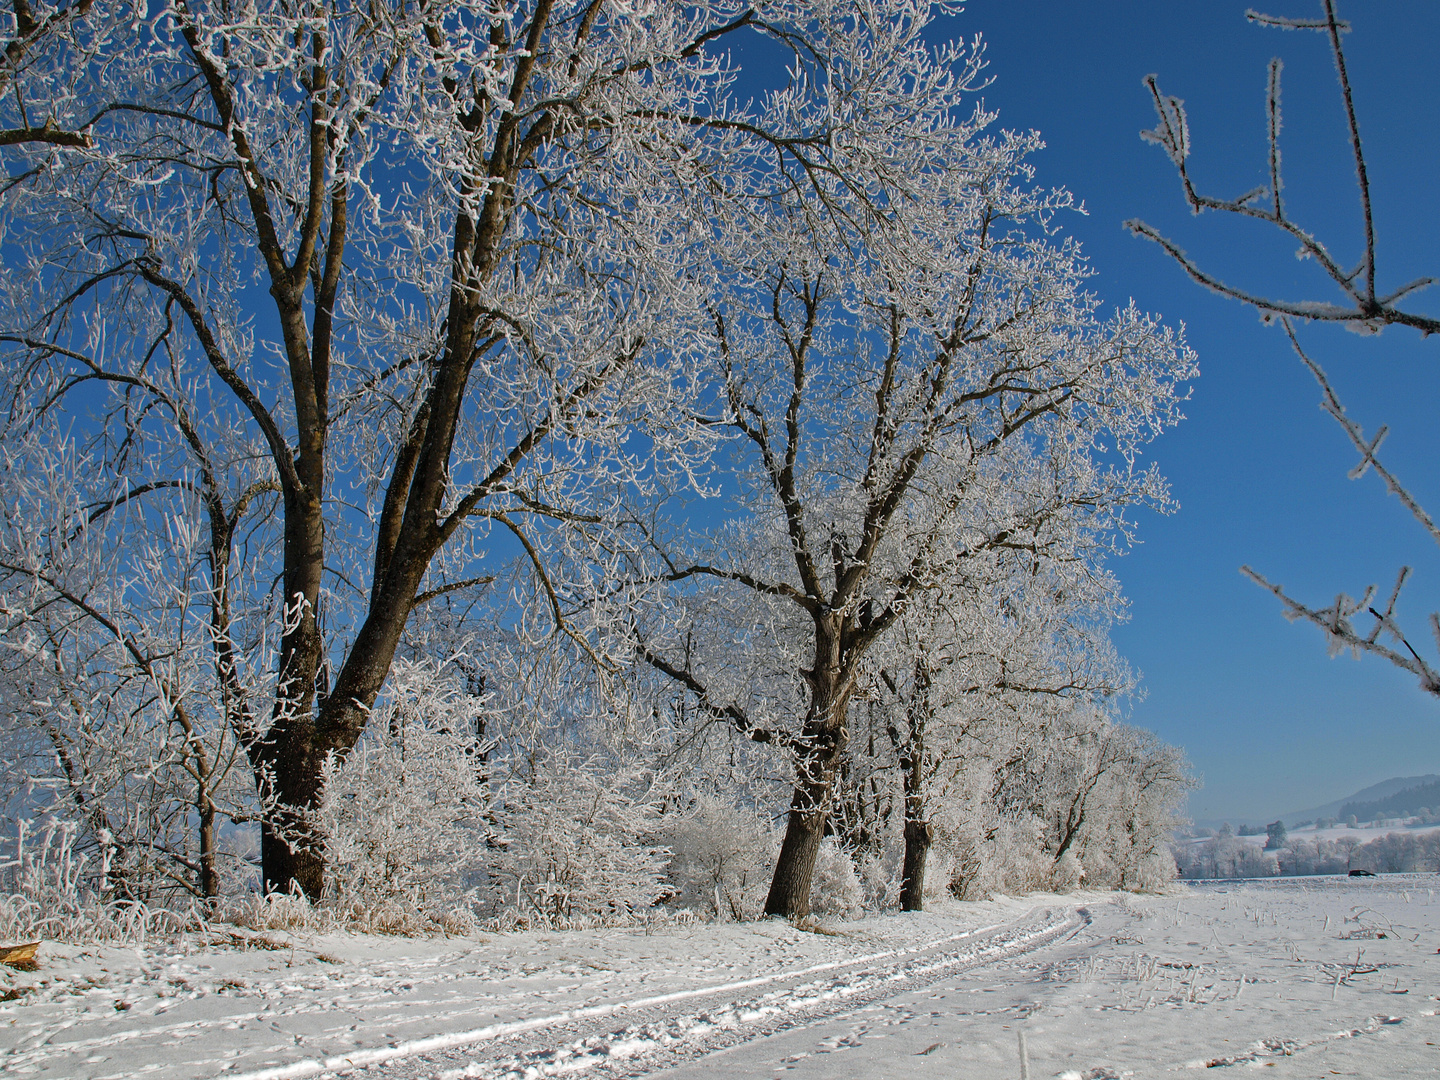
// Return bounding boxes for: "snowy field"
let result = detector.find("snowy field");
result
[3,876,1440,1079]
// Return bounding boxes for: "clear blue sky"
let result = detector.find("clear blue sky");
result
[963,0,1440,822]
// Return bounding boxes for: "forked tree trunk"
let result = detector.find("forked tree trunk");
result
[255,538,434,899]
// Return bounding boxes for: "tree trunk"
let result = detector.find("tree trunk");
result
[258,730,326,898]
[765,623,851,919]
[900,817,934,911]
[198,792,219,901]
[765,795,828,920]
[261,821,325,899]
[246,403,329,897]
[1054,797,1086,865]
[893,657,931,911]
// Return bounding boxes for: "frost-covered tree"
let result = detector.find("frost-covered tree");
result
[1051,720,1192,891]
[858,535,1136,908]
[0,432,258,901]
[1132,0,1440,692]
[638,6,1195,916]
[940,708,1190,895]
[1175,831,1279,880]
[0,0,958,898]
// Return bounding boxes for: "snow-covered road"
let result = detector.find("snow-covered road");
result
[373,904,1082,1080]
[377,879,1440,1080]
[640,881,1440,1080]
[3,877,1439,1079]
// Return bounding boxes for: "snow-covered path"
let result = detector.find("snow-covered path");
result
[374,903,1081,1080]
[378,878,1440,1080]
[642,881,1440,1080]
[0,893,1069,1080]
[3,877,1439,1079]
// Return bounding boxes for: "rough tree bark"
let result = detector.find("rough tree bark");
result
[764,619,853,918]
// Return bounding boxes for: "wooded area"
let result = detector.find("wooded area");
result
[0,0,1196,928]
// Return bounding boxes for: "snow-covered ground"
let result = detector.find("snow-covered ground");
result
[3,876,1439,1079]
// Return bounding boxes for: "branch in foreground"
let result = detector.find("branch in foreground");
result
[1241,564,1440,694]
[1280,317,1440,548]
[1131,7,1440,337]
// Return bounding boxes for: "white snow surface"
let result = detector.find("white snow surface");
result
[3,877,1439,1079]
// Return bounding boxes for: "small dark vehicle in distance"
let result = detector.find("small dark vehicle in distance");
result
[1348,869,1377,877]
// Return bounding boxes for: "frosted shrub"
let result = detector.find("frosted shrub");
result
[220,891,335,934]
[857,840,903,911]
[941,830,987,901]
[1082,835,1179,892]
[315,660,491,933]
[1119,850,1179,892]
[923,843,959,904]
[990,818,1054,894]
[807,838,863,920]
[0,818,182,943]
[1051,850,1084,892]
[665,796,777,920]
[486,752,670,927]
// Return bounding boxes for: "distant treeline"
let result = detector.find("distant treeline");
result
[1176,828,1440,879]
[1339,780,1440,824]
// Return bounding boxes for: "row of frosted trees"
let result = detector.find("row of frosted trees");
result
[0,0,1194,926]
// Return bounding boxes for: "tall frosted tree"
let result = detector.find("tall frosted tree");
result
[637,8,1197,918]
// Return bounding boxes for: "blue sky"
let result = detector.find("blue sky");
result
[960,0,1440,821]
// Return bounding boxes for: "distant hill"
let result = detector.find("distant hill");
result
[1280,775,1440,827]
[1339,779,1440,823]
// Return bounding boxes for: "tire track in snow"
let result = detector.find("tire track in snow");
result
[213,905,1082,1080]
[390,906,1088,1080]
